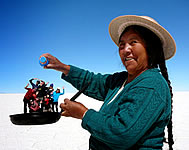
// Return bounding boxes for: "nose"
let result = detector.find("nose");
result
[123,43,132,54]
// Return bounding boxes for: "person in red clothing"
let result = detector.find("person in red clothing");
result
[23,83,37,113]
[43,95,51,112]
[29,100,40,112]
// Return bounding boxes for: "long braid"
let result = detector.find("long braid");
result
[123,25,174,149]
[143,25,174,149]
[159,51,174,150]
[140,24,174,149]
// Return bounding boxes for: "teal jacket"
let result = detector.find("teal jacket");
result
[61,65,171,150]
[53,89,64,102]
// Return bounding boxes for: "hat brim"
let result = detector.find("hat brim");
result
[109,15,176,60]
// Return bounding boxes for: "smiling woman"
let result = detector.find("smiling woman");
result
[118,27,149,83]
[39,15,176,150]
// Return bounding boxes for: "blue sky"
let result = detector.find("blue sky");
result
[1,0,189,93]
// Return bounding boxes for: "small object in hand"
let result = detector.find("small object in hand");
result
[39,56,49,66]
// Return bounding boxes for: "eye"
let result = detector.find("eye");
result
[119,42,125,49]
[130,40,137,45]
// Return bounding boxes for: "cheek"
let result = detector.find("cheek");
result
[137,53,149,67]
[135,46,148,60]
[140,50,148,60]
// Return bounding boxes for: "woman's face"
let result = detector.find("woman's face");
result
[119,28,149,76]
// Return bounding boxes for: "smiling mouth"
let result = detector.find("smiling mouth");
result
[125,58,134,61]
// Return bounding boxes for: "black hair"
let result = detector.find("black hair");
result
[120,25,174,149]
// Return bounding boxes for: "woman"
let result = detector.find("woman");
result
[52,87,65,112]
[40,15,176,150]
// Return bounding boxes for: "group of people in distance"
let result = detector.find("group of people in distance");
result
[23,78,64,113]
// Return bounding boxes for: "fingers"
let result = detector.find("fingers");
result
[60,99,69,110]
[61,110,71,117]
[59,98,88,119]
[60,99,70,116]
[39,53,52,69]
[39,53,70,75]
[40,53,52,59]
[43,64,54,69]
[39,53,61,70]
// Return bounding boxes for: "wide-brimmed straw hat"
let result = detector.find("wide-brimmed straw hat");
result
[109,15,176,60]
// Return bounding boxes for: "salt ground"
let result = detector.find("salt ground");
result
[0,92,188,150]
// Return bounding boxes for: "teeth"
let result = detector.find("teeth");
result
[125,58,133,61]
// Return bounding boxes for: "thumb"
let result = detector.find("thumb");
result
[59,99,70,110]
[61,109,70,117]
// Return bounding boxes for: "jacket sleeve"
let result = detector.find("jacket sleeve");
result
[29,79,35,88]
[61,65,110,101]
[81,87,166,149]
[61,88,65,95]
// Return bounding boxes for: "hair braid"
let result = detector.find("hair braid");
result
[159,52,174,150]
[122,25,174,149]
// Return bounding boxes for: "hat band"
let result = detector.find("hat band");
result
[118,21,166,48]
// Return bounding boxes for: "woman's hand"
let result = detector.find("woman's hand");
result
[39,53,70,75]
[60,99,88,119]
